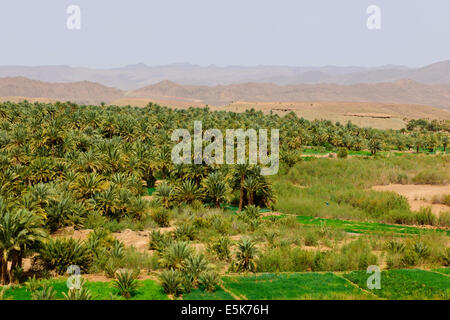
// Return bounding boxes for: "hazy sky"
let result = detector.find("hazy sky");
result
[1,0,449,68]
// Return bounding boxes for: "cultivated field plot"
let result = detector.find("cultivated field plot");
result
[2,279,168,300]
[344,269,450,300]
[295,216,450,236]
[220,273,374,300]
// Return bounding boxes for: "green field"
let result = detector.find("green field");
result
[3,279,168,300]
[295,216,450,236]
[183,287,235,300]
[221,273,373,300]
[344,269,450,300]
[433,268,450,275]
[3,269,449,300]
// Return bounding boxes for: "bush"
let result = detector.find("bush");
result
[63,280,93,300]
[32,285,57,300]
[303,230,319,246]
[440,248,450,266]
[39,238,93,275]
[414,207,436,226]
[385,209,415,225]
[173,224,197,241]
[198,271,221,292]
[159,269,183,295]
[208,236,232,261]
[184,254,209,283]
[412,241,430,259]
[337,148,348,159]
[401,249,419,267]
[149,230,172,252]
[159,241,192,270]
[412,170,449,185]
[385,240,406,254]
[438,211,450,227]
[256,247,313,272]
[151,208,170,227]
[112,270,139,299]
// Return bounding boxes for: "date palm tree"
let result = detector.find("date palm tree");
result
[0,207,46,284]
[203,172,230,208]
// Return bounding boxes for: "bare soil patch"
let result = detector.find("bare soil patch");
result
[260,212,283,217]
[113,229,150,251]
[52,227,93,241]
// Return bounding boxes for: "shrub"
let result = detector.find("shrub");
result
[151,208,170,227]
[208,215,230,234]
[208,236,232,260]
[149,230,172,252]
[159,269,183,295]
[385,240,406,254]
[112,270,139,299]
[438,211,450,227]
[159,241,192,270]
[39,238,93,275]
[401,249,419,267]
[25,276,45,292]
[412,241,430,259]
[256,247,313,272]
[263,231,278,247]
[32,285,57,300]
[414,207,436,226]
[440,248,450,266]
[110,240,125,260]
[198,271,221,292]
[173,224,197,241]
[385,209,415,225]
[184,254,209,283]
[63,280,93,300]
[181,275,195,293]
[337,148,348,159]
[412,170,449,185]
[303,230,319,246]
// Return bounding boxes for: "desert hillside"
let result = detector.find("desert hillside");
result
[131,80,450,109]
[0,77,124,104]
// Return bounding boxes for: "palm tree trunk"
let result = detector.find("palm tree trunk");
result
[10,254,18,283]
[1,256,9,284]
[238,175,245,212]
[248,192,254,206]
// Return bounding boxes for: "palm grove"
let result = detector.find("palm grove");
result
[0,100,448,285]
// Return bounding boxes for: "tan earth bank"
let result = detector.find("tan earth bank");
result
[372,184,450,216]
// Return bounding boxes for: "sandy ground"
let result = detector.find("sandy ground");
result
[52,225,176,252]
[372,184,450,215]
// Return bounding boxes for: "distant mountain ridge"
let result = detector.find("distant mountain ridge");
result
[132,79,450,109]
[1,60,450,90]
[1,76,450,111]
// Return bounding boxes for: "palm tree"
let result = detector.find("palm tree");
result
[234,238,258,273]
[0,208,46,284]
[243,176,261,206]
[154,182,174,209]
[368,138,382,156]
[174,180,203,206]
[203,172,230,208]
[74,173,107,199]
